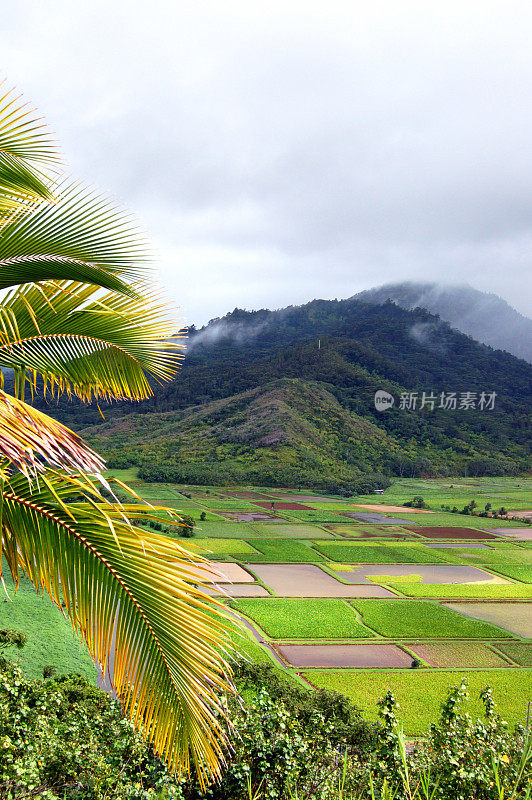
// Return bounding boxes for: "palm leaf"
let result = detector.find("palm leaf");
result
[0,85,60,223]
[1,470,236,784]
[0,390,104,476]
[0,281,184,400]
[0,181,151,285]
[0,84,60,165]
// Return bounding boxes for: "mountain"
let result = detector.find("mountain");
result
[65,296,531,490]
[354,282,532,363]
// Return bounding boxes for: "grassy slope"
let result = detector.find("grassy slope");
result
[0,571,97,681]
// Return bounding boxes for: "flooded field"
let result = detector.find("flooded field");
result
[492,528,532,540]
[344,512,420,525]
[216,510,286,522]
[353,504,433,514]
[278,643,413,668]
[248,564,395,597]
[205,584,270,597]
[332,564,505,584]
[446,602,532,638]
[409,527,498,539]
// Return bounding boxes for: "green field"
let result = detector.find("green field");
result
[486,565,532,582]
[440,545,532,566]
[233,598,375,639]
[350,599,515,639]
[314,542,452,564]
[244,540,326,562]
[181,538,259,555]
[305,669,532,733]
[379,582,532,599]
[494,642,532,666]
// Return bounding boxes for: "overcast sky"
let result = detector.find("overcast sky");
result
[2,1,532,325]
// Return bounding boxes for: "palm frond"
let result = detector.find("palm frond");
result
[1,470,235,784]
[0,85,60,224]
[0,85,60,165]
[0,390,104,476]
[0,281,184,400]
[0,181,151,289]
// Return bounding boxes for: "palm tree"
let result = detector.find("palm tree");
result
[0,85,235,784]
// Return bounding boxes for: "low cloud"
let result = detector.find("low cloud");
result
[3,1,532,323]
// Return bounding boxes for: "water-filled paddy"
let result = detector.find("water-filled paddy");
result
[188,562,255,583]
[343,512,419,525]
[205,584,270,597]
[332,564,503,584]
[248,564,394,597]
[446,601,532,638]
[278,643,413,668]
[353,504,433,514]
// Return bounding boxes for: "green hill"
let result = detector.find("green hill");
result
[72,294,531,489]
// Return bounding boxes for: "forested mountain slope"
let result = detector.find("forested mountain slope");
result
[61,297,531,489]
[355,282,532,363]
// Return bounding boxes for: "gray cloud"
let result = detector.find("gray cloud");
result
[2,0,532,324]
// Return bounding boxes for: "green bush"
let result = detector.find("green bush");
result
[0,661,182,798]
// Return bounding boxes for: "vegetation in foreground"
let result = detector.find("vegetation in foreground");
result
[1,658,530,799]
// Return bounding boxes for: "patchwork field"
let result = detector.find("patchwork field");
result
[5,473,531,734]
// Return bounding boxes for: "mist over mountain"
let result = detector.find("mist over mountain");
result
[354,283,532,363]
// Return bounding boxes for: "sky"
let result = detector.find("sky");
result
[2,1,532,325]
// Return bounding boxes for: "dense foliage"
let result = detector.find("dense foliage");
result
[1,657,530,799]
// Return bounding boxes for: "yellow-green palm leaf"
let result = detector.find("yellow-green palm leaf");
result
[1,470,235,784]
[0,280,184,400]
[0,83,236,783]
[0,85,59,223]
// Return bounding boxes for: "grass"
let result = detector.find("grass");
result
[494,643,532,666]
[377,582,532,599]
[281,509,347,523]
[0,571,97,682]
[349,599,515,639]
[198,500,264,511]
[232,598,375,639]
[395,514,529,528]
[227,626,275,664]
[243,540,325,562]
[313,542,451,564]
[304,669,532,734]
[103,467,140,482]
